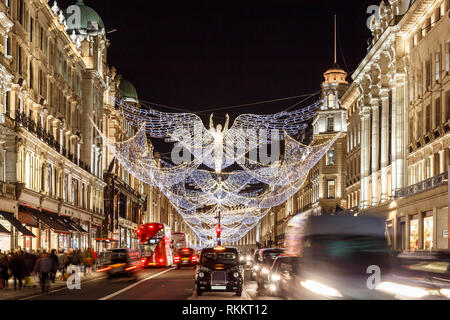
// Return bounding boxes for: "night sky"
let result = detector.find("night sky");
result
[56,0,377,117]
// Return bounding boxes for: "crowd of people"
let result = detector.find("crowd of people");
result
[0,248,97,293]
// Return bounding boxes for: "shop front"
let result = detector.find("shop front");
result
[0,211,35,252]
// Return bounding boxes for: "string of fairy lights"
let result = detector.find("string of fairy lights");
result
[95,97,340,244]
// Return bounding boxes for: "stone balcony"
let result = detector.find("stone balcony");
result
[394,171,448,198]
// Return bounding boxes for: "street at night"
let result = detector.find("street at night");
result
[0,0,449,314]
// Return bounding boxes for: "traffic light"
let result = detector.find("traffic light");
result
[216,225,221,238]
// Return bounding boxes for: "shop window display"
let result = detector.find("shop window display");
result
[423,215,433,250]
[410,219,419,251]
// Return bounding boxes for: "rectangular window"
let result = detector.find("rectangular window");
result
[446,91,450,122]
[435,98,441,127]
[417,110,423,137]
[5,91,9,115]
[18,46,22,75]
[327,180,335,199]
[327,117,334,132]
[64,174,68,202]
[425,60,431,89]
[39,26,43,51]
[18,0,24,25]
[29,62,33,89]
[72,178,79,206]
[435,52,440,81]
[409,116,414,145]
[388,91,392,165]
[326,149,335,166]
[410,218,419,251]
[446,42,450,72]
[425,105,431,132]
[417,70,423,97]
[29,17,33,42]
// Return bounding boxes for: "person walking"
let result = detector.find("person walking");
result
[23,250,37,288]
[82,249,94,276]
[10,250,26,291]
[49,249,59,283]
[34,251,55,293]
[0,251,9,290]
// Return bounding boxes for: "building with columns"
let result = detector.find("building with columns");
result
[0,0,109,253]
[350,0,450,251]
[239,0,450,252]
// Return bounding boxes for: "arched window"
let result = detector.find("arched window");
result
[328,93,334,109]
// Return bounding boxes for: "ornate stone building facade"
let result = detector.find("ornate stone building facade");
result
[240,0,450,252]
[0,0,191,252]
[352,0,450,250]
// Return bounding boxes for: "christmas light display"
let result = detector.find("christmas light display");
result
[95,98,340,243]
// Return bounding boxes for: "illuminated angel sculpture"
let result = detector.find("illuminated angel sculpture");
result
[94,98,341,243]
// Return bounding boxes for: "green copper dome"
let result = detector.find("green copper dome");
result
[119,79,139,103]
[64,0,105,32]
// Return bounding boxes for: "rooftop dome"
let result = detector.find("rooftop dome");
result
[64,0,105,33]
[323,62,348,84]
[119,79,139,103]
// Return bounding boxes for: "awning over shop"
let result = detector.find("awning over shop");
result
[19,205,70,233]
[59,215,88,233]
[0,211,35,237]
[42,210,79,232]
[0,223,10,234]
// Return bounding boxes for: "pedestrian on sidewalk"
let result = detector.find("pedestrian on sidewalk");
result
[82,248,94,276]
[23,250,37,288]
[34,251,55,293]
[49,249,59,283]
[10,250,25,291]
[0,251,9,290]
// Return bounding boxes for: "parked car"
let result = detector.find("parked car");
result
[195,246,245,296]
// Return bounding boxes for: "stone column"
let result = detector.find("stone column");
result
[360,108,371,208]
[380,89,389,202]
[371,97,380,205]
[391,81,397,196]
[439,150,445,174]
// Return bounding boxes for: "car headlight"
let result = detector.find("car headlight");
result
[198,272,205,278]
[246,255,252,261]
[375,281,429,298]
[239,256,245,262]
[233,272,240,278]
[440,289,450,298]
[261,267,270,274]
[300,280,343,298]
[253,265,260,271]
[271,274,281,281]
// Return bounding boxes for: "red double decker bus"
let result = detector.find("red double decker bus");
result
[137,223,173,267]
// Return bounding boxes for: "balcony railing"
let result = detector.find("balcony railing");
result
[15,111,90,173]
[395,171,448,198]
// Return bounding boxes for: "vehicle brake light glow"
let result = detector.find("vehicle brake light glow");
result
[96,267,112,272]
[213,246,225,251]
[125,266,137,271]
[182,249,190,252]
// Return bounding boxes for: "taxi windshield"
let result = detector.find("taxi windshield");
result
[200,251,238,266]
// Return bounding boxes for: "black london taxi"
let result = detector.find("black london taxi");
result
[195,246,245,296]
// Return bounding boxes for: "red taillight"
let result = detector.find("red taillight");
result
[159,258,164,263]
[141,258,146,264]
[174,255,180,261]
[182,249,190,252]
[125,266,137,271]
[96,267,112,272]
[191,256,196,261]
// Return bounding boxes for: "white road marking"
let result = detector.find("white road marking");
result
[20,277,103,300]
[98,267,176,300]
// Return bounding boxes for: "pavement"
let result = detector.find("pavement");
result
[0,267,281,300]
[0,270,104,300]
